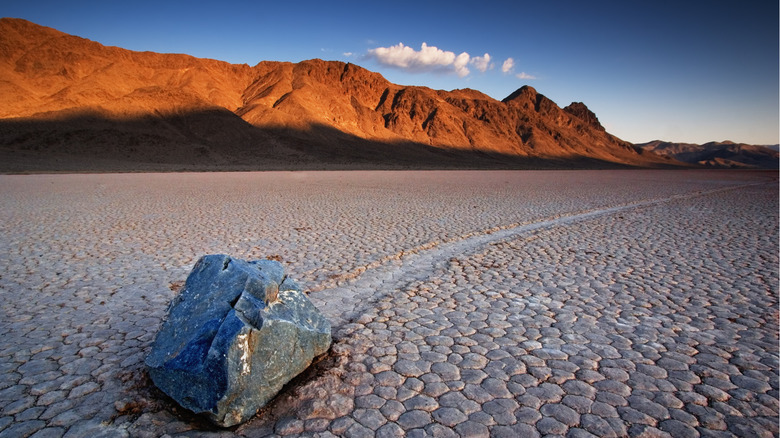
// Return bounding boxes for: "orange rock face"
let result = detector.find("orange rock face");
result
[0,18,678,170]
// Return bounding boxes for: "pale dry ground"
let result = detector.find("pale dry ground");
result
[0,170,777,438]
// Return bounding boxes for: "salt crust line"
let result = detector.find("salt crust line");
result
[308,182,768,330]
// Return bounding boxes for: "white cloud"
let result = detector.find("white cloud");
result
[516,72,537,80]
[453,52,471,77]
[470,53,493,73]
[367,42,474,77]
[501,57,515,74]
[343,52,354,57]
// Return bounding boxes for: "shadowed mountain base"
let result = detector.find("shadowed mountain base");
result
[0,112,680,173]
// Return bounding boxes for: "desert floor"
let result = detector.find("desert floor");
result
[0,170,777,437]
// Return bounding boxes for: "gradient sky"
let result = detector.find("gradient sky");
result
[5,0,779,145]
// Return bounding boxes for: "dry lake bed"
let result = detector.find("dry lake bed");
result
[0,170,777,437]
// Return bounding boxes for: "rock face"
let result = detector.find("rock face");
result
[145,255,331,427]
[0,18,682,170]
[563,102,605,131]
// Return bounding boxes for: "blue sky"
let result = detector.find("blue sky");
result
[4,0,779,145]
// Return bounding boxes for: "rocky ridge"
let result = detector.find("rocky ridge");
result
[1,17,677,171]
[635,140,778,169]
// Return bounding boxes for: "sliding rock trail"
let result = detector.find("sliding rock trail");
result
[0,170,776,437]
[291,181,778,438]
[309,183,770,329]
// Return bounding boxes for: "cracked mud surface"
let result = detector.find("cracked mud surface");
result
[0,170,777,437]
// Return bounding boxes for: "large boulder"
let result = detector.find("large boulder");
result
[145,254,331,427]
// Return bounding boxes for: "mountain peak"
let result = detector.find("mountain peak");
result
[563,102,604,131]
[501,85,538,103]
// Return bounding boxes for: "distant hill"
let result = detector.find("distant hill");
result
[635,140,778,169]
[0,18,684,171]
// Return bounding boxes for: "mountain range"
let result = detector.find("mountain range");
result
[0,18,775,172]
[635,140,778,169]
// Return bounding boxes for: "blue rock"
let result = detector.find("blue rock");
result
[145,254,331,427]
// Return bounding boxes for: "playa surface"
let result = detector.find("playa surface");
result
[0,170,777,437]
